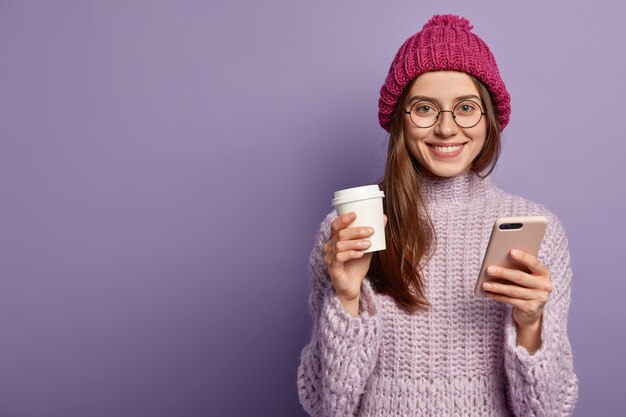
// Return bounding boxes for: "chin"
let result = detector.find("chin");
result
[424,164,471,178]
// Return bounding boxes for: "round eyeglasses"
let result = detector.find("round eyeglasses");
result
[404,99,486,129]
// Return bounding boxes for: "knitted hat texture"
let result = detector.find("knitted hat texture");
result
[378,15,511,132]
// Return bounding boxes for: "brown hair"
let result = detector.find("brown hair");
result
[368,74,501,313]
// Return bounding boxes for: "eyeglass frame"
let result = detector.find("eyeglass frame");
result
[403,99,487,129]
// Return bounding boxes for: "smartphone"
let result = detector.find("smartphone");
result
[474,216,548,298]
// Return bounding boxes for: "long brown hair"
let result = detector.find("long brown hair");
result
[368,74,502,313]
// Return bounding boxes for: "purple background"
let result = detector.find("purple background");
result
[0,1,623,416]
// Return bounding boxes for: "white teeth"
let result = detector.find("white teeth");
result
[433,144,463,153]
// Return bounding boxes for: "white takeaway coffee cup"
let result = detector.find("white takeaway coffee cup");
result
[332,185,386,253]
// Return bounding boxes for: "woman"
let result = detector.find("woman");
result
[297,14,578,417]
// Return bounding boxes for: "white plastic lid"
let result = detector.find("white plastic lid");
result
[331,184,384,206]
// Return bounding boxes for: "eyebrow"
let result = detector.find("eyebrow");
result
[407,94,482,105]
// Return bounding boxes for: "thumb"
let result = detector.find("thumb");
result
[383,214,388,227]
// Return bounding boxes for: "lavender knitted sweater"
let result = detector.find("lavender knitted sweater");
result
[297,173,578,416]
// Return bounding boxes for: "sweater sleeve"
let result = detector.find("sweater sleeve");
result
[297,211,381,417]
[503,212,579,416]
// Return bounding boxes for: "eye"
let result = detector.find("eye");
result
[455,101,480,114]
[412,101,437,115]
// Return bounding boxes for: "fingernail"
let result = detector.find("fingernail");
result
[367,227,375,234]
[487,266,496,275]
[483,282,492,290]
[511,250,519,257]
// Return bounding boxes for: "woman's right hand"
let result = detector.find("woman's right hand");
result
[322,212,386,316]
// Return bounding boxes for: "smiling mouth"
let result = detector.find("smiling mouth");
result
[427,143,467,154]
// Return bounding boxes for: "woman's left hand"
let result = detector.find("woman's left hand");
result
[482,249,553,329]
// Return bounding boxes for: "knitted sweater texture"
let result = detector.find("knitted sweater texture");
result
[297,173,578,416]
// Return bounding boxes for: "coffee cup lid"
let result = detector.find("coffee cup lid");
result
[332,184,384,206]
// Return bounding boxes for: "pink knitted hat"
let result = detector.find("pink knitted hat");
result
[378,15,511,132]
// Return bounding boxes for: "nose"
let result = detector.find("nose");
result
[434,110,458,137]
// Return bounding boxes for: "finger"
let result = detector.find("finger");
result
[483,291,529,310]
[487,266,552,293]
[330,212,357,238]
[335,239,372,253]
[335,249,365,263]
[383,214,388,227]
[337,225,375,242]
[486,265,534,288]
[486,263,551,290]
[510,250,550,276]
[481,281,537,300]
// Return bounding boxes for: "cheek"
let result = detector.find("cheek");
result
[473,136,486,153]
[469,126,488,155]
[404,133,427,163]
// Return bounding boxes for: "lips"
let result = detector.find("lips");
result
[426,142,467,157]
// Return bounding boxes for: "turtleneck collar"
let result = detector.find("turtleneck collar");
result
[419,171,490,205]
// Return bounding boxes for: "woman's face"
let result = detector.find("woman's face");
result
[403,71,487,178]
